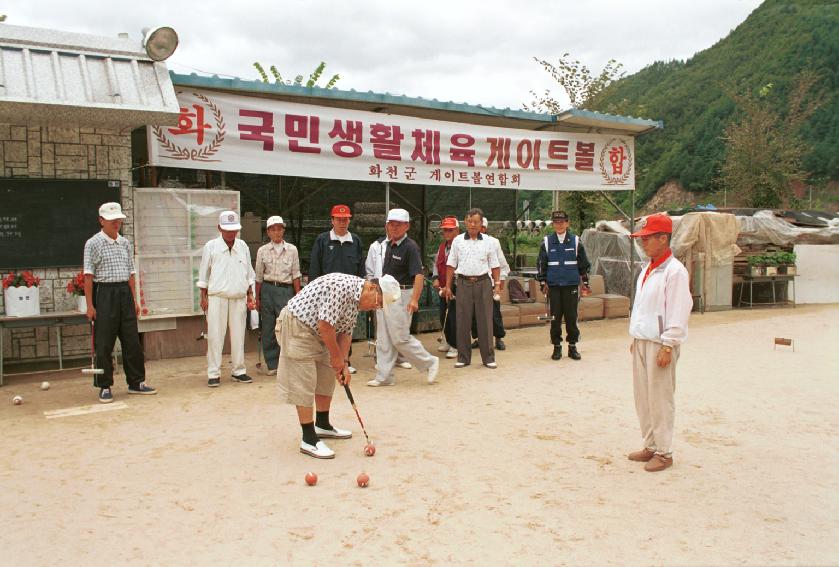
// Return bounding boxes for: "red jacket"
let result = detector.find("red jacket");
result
[435,240,452,285]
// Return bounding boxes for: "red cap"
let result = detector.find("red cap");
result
[331,204,352,218]
[440,216,459,229]
[630,214,672,237]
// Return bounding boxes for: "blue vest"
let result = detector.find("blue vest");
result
[544,232,581,287]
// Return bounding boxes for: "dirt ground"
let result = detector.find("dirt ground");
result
[1,305,837,566]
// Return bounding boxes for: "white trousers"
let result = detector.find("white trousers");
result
[632,338,679,455]
[207,295,247,379]
[375,290,435,381]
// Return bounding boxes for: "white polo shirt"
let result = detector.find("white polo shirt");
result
[446,233,500,277]
[197,236,255,299]
[629,256,692,346]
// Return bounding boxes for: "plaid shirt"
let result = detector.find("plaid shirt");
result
[286,273,364,336]
[83,231,135,282]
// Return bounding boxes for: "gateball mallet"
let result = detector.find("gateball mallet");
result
[81,321,104,376]
[538,284,555,322]
[340,371,371,446]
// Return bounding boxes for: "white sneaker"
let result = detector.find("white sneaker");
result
[347,366,357,374]
[260,366,276,376]
[437,341,450,352]
[367,377,395,387]
[396,361,412,369]
[300,440,335,459]
[484,362,498,369]
[426,357,440,385]
[314,424,352,439]
[446,348,458,359]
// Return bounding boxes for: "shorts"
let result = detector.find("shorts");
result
[276,307,337,406]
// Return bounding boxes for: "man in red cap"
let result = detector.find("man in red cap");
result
[627,213,692,472]
[309,204,366,372]
[431,216,460,358]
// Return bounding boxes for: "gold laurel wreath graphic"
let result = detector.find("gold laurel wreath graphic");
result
[599,139,632,185]
[153,92,226,162]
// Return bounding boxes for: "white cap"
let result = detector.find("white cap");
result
[386,208,410,222]
[378,275,401,306]
[218,210,242,231]
[266,216,285,228]
[99,202,126,220]
[482,217,488,228]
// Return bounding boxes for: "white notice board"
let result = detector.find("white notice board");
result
[134,188,239,319]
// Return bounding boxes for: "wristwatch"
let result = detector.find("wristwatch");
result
[662,345,673,353]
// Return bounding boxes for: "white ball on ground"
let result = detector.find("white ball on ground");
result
[40,381,50,391]
[12,395,23,405]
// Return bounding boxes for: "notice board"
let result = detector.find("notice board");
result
[0,178,121,269]
[134,188,239,319]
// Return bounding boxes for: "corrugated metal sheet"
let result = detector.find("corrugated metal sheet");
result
[0,24,180,128]
[171,72,663,136]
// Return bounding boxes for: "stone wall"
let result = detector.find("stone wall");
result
[1,124,133,365]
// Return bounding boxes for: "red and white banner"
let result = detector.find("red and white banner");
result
[149,88,635,191]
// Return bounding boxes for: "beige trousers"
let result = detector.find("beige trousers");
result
[632,339,679,456]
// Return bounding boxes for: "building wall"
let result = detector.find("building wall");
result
[0,124,133,364]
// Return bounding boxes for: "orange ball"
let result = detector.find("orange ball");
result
[304,472,318,486]
[363,443,376,457]
[357,472,370,488]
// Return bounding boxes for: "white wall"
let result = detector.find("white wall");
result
[794,244,839,304]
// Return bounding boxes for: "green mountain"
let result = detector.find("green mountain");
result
[589,0,839,206]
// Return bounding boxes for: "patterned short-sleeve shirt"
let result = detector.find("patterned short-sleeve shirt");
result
[286,273,364,336]
[83,231,135,282]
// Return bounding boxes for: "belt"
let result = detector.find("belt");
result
[94,281,129,287]
[264,280,293,287]
[399,284,413,289]
[457,274,488,282]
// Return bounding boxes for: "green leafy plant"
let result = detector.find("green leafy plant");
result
[253,61,340,89]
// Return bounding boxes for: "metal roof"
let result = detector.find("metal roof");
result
[0,24,180,129]
[171,72,663,136]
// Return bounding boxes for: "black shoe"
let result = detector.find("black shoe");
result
[208,378,221,388]
[231,373,253,383]
[551,345,562,360]
[471,340,479,349]
[568,345,581,360]
[495,338,506,351]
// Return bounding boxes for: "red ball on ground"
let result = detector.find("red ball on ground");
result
[305,472,318,486]
[357,472,370,488]
[363,443,376,457]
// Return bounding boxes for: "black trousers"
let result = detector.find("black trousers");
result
[548,285,580,345]
[92,282,145,388]
[439,284,457,348]
[471,299,505,339]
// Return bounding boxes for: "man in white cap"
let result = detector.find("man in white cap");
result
[367,208,439,387]
[470,217,510,351]
[254,216,301,375]
[83,202,157,403]
[275,273,398,458]
[197,210,256,387]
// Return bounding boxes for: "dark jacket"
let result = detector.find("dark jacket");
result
[537,231,590,287]
[308,231,365,280]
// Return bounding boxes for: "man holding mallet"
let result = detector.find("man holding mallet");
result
[275,273,399,458]
[83,202,157,403]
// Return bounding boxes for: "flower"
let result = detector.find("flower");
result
[66,271,86,296]
[2,271,41,289]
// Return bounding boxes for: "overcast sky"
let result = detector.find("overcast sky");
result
[9,0,763,114]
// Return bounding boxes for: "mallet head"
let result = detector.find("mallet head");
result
[82,368,105,375]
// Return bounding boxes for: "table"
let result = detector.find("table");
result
[737,274,797,308]
[0,311,89,386]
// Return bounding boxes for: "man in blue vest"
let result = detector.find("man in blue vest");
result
[537,210,591,361]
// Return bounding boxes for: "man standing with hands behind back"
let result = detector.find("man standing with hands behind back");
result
[627,213,692,472]
[197,210,256,388]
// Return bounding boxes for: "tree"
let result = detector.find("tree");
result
[253,61,340,89]
[719,71,822,208]
[524,53,626,228]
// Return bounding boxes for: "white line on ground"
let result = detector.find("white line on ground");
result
[44,401,129,419]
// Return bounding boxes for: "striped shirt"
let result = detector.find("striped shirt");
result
[83,231,135,283]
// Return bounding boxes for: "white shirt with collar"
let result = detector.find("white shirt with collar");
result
[447,232,500,277]
[330,229,354,244]
[197,236,255,298]
[629,255,693,346]
[482,233,510,281]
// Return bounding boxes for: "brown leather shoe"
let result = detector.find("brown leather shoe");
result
[644,454,673,472]
[627,448,655,462]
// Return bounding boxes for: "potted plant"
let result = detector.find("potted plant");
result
[775,251,797,275]
[747,255,765,277]
[66,271,87,312]
[2,271,41,317]
[764,253,779,276]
